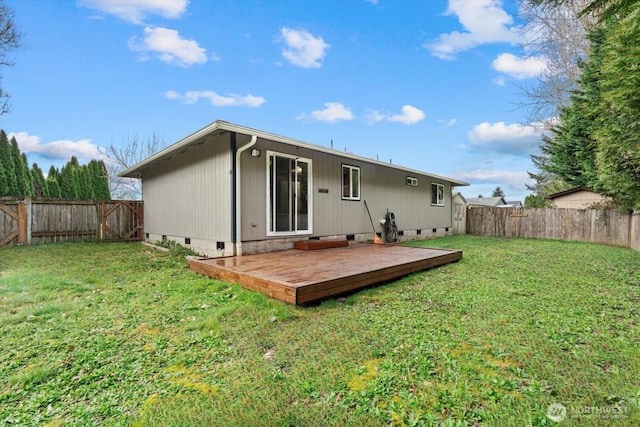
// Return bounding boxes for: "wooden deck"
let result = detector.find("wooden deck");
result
[189,243,462,305]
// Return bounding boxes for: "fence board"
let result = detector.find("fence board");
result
[0,198,143,248]
[467,207,637,249]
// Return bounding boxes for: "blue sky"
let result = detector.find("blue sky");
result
[1,0,550,201]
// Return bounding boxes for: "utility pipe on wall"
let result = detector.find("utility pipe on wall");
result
[234,134,257,256]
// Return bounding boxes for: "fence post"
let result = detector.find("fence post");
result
[25,197,32,245]
[17,199,27,244]
[631,211,640,252]
[97,201,103,242]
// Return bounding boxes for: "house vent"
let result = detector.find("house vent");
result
[216,242,225,250]
[346,234,355,241]
[406,177,418,187]
[416,229,422,235]
[185,237,191,245]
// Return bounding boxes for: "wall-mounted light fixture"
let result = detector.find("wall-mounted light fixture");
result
[250,148,261,157]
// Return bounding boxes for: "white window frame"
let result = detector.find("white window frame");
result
[266,151,313,236]
[342,164,361,201]
[431,182,445,206]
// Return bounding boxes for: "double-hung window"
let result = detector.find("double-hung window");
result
[342,165,360,200]
[431,183,445,206]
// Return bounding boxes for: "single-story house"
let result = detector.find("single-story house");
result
[464,196,507,207]
[120,120,469,257]
[547,186,607,209]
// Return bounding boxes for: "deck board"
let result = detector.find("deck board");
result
[189,243,462,304]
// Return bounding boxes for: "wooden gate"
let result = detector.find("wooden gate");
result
[101,201,144,242]
[0,199,143,248]
[0,200,26,246]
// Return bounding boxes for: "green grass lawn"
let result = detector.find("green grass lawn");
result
[1,236,639,426]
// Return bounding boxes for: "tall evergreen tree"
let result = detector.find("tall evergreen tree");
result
[594,4,640,210]
[59,164,79,199]
[541,25,607,191]
[0,157,8,196]
[0,130,17,196]
[78,164,95,199]
[10,137,30,197]
[48,165,59,181]
[21,153,34,197]
[88,159,110,199]
[68,156,80,169]
[46,176,61,198]
[30,163,49,198]
[492,187,505,198]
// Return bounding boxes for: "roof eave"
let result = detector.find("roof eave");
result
[118,119,470,187]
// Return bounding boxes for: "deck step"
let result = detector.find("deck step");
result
[293,239,349,250]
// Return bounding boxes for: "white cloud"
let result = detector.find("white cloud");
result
[365,105,425,125]
[467,121,545,156]
[439,118,458,127]
[279,27,330,68]
[456,169,532,194]
[387,105,426,124]
[298,102,354,123]
[456,169,529,183]
[165,90,265,107]
[365,109,386,124]
[427,0,520,60]
[493,76,506,86]
[129,27,207,67]
[78,0,188,24]
[9,131,103,162]
[491,53,547,79]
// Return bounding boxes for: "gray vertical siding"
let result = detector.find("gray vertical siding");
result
[240,139,455,241]
[143,134,232,242]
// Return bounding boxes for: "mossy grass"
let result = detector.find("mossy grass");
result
[1,236,638,425]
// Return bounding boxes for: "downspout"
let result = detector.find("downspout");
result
[234,134,258,256]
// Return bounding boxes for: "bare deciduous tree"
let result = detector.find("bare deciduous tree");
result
[517,0,597,121]
[100,133,166,200]
[0,1,23,115]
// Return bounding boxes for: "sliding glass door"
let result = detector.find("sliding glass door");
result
[268,152,312,235]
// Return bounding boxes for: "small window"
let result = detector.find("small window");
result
[431,183,445,206]
[406,177,418,187]
[342,165,360,200]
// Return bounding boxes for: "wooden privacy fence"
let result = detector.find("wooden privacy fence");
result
[0,198,143,247]
[466,207,640,251]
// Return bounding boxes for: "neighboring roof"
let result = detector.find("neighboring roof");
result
[465,196,507,207]
[506,200,523,208]
[119,120,469,186]
[547,186,600,199]
[452,192,467,204]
